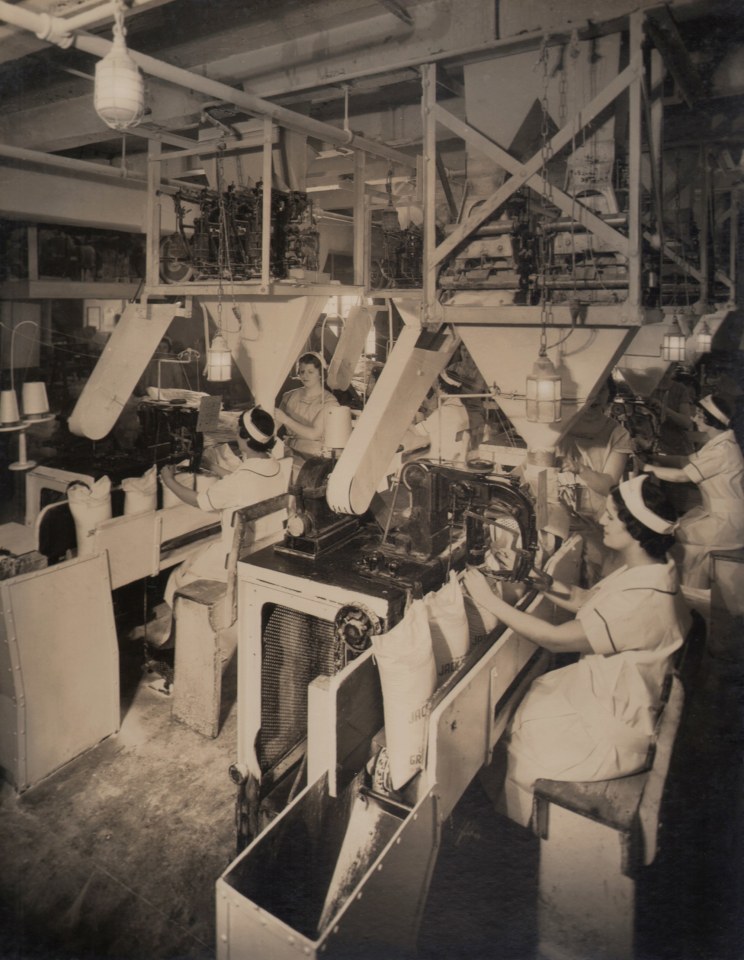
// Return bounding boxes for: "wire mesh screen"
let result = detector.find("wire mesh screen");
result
[258,604,341,774]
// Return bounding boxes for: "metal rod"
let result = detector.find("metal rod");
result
[0,1,414,170]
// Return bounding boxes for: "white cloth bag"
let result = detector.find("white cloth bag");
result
[67,476,112,557]
[372,599,436,790]
[122,465,157,516]
[425,570,471,685]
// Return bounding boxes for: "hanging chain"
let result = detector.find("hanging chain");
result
[568,29,580,287]
[673,152,684,309]
[537,36,553,339]
[538,38,554,207]
[112,0,126,39]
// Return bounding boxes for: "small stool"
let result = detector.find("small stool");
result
[533,675,684,960]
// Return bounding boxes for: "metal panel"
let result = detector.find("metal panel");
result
[709,548,744,661]
[216,773,440,960]
[0,553,119,791]
[92,511,162,589]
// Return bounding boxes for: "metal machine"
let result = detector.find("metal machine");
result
[160,183,320,284]
[44,10,735,956]
[227,440,552,848]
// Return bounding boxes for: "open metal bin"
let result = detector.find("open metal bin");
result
[217,535,583,959]
[217,769,440,960]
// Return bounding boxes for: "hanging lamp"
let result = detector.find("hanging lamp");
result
[206,334,232,382]
[526,298,562,423]
[661,314,686,362]
[526,348,562,423]
[696,318,712,353]
[94,0,145,131]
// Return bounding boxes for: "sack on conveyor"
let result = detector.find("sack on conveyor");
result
[122,465,157,516]
[425,570,470,685]
[371,599,436,790]
[462,572,500,641]
[67,476,112,558]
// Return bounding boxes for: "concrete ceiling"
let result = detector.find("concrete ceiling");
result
[0,0,742,217]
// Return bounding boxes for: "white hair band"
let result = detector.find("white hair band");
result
[240,409,273,444]
[617,475,675,535]
[698,395,730,426]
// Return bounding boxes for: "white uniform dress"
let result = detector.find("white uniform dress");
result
[164,456,289,606]
[675,430,744,588]
[503,560,690,826]
[410,396,470,463]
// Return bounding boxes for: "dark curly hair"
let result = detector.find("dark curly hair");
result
[610,475,677,561]
[238,407,276,453]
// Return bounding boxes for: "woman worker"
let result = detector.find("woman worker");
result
[558,379,633,584]
[159,406,288,619]
[462,474,689,826]
[401,368,471,463]
[273,351,338,475]
[643,393,744,588]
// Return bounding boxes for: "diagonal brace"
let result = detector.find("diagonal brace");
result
[432,56,642,267]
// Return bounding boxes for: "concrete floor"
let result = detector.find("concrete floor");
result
[0,586,742,960]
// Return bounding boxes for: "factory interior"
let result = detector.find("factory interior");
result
[0,0,743,958]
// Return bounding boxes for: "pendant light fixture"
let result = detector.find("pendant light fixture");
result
[526,303,562,423]
[94,0,145,131]
[661,313,686,362]
[696,318,712,353]
[206,334,232,382]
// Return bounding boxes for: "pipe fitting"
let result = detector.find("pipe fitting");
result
[34,12,74,49]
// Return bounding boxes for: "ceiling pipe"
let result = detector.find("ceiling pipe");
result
[0,141,183,196]
[0,1,415,170]
[62,0,175,34]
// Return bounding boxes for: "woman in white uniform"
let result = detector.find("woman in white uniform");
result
[160,407,288,611]
[462,474,690,826]
[274,352,338,476]
[643,393,744,588]
[403,368,471,463]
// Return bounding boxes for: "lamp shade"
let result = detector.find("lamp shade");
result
[660,315,687,362]
[661,330,687,361]
[0,389,21,426]
[22,381,49,419]
[696,320,712,353]
[94,33,145,131]
[526,354,562,423]
[207,335,232,382]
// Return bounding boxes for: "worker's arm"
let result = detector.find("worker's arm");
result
[160,465,200,508]
[461,568,592,654]
[540,579,589,614]
[567,449,628,498]
[643,461,689,483]
[274,404,328,442]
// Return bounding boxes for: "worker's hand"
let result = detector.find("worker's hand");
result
[561,455,581,475]
[461,567,499,612]
[273,408,286,427]
[160,464,173,485]
[642,462,656,475]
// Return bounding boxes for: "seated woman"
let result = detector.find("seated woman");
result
[273,351,339,477]
[159,406,289,624]
[462,474,690,827]
[558,379,633,584]
[643,393,744,588]
[401,368,471,463]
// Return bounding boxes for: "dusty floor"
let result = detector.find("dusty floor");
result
[0,605,742,960]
